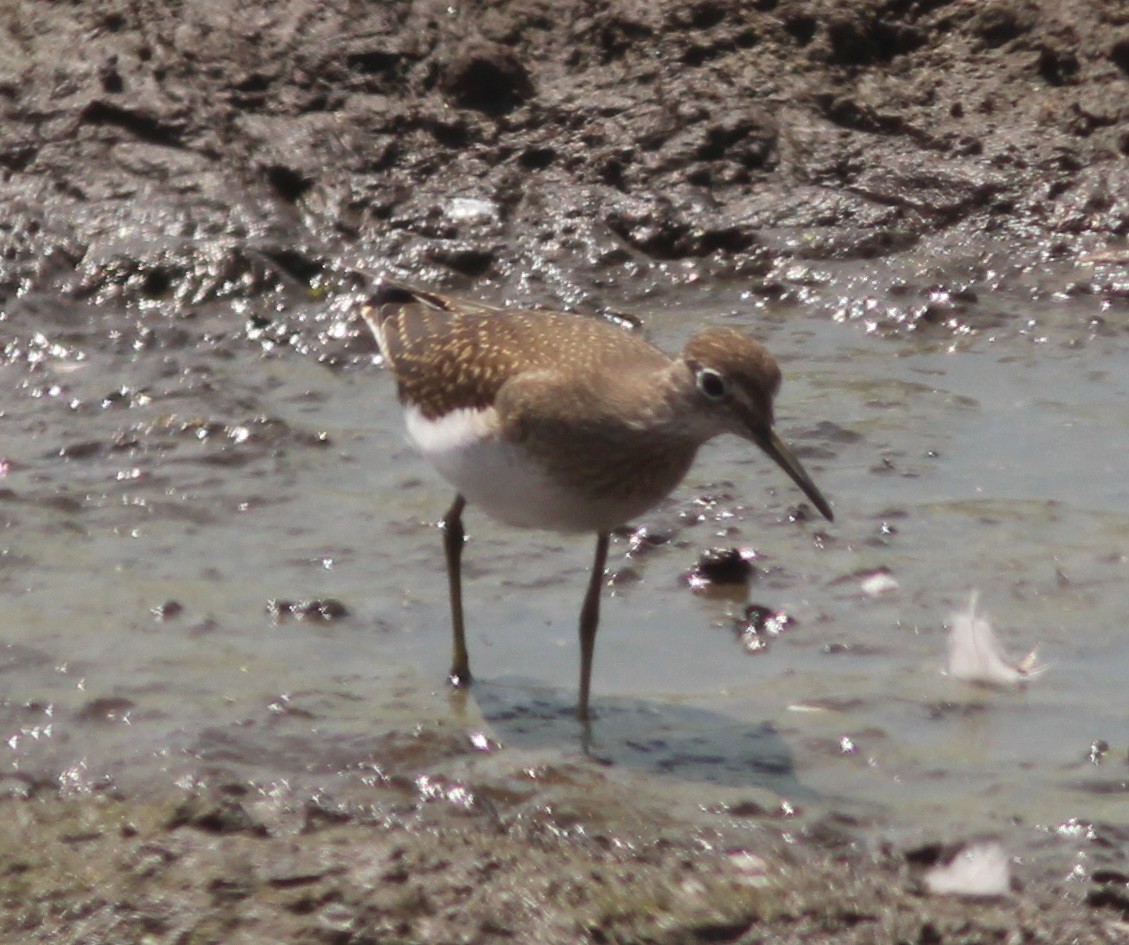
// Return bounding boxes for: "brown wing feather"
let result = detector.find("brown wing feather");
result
[360,280,668,420]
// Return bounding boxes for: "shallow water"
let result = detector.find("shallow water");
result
[2,259,1127,879]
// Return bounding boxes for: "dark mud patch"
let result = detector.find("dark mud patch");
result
[1,0,1127,343]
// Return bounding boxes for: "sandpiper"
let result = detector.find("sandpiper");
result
[360,279,833,720]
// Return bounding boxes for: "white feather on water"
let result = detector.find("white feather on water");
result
[859,570,899,597]
[925,842,1012,897]
[946,593,1045,686]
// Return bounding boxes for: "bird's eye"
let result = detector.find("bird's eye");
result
[696,368,727,401]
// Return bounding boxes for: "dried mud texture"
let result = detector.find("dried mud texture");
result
[2,779,1127,945]
[1,0,1128,318]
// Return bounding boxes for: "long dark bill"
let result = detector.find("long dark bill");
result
[756,428,835,522]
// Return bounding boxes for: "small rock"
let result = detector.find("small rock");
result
[685,548,754,589]
[444,197,498,224]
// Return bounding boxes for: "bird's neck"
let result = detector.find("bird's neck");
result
[615,361,711,444]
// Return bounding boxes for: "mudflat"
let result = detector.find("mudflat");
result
[2,1,1128,941]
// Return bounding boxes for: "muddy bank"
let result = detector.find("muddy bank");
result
[2,0,1127,328]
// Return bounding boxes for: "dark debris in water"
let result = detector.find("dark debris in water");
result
[927,701,989,721]
[736,604,795,654]
[1087,885,1129,920]
[267,598,349,622]
[1087,740,1110,765]
[151,600,184,620]
[1067,779,1129,797]
[75,697,136,724]
[684,547,756,592]
[621,524,673,558]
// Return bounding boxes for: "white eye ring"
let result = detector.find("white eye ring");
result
[696,368,727,401]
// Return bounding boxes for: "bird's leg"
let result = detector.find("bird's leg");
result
[577,531,610,721]
[442,493,470,687]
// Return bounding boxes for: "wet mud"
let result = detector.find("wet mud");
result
[3,0,1129,941]
[3,0,1128,323]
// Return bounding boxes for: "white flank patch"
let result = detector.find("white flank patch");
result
[946,593,1045,686]
[925,842,1012,898]
[404,406,596,532]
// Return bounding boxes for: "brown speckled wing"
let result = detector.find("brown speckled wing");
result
[363,281,667,421]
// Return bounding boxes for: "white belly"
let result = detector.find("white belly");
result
[405,406,620,533]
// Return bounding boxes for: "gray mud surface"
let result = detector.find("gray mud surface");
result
[3,1,1129,942]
